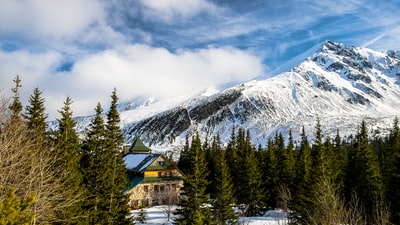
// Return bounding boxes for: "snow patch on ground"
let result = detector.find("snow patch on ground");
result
[131,206,288,225]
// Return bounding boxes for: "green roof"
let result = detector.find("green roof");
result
[126,176,144,191]
[129,137,151,153]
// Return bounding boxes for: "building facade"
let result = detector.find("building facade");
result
[123,138,184,207]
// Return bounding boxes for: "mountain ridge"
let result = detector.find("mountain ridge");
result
[76,40,400,153]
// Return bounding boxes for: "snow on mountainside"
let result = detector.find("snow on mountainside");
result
[77,41,400,152]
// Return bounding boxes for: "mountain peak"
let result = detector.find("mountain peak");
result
[73,41,400,151]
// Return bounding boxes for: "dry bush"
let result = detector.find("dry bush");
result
[0,95,82,224]
[306,176,391,225]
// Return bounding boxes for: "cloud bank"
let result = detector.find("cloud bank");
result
[0,0,399,119]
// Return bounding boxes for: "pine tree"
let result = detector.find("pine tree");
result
[311,119,336,182]
[334,129,346,193]
[240,130,264,216]
[212,149,238,225]
[9,75,23,120]
[293,126,313,220]
[345,120,384,224]
[225,127,240,198]
[175,133,212,225]
[384,117,400,223]
[284,130,296,193]
[263,139,278,208]
[205,135,219,199]
[53,97,85,224]
[24,87,48,141]
[104,88,132,225]
[80,103,109,224]
[232,128,248,205]
[177,135,191,174]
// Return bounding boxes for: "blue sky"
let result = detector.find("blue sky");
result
[0,0,399,119]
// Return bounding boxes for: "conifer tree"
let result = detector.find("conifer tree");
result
[9,75,23,120]
[225,127,239,197]
[232,128,248,204]
[175,133,212,225]
[177,135,191,174]
[240,130,264,216]
[334,129,346,192]
[0,187,35,225]
[384,117,400,223]
[310,119,336,201]
[345,120,384,224]
[311,118,325,181]
[104,88,132,225]
[24,87,48,140]
[293,126,313,220]
[53,97,85,224]
[80,103,109,224]
[263,139,278,208]
[203,136,217,197]
[212,148,238,225]
[284,130,296,192]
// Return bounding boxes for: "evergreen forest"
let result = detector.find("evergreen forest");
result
[0,76,133,225]
[176,118,400,225]
[2,76,400,225]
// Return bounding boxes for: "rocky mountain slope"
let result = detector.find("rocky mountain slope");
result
[89,41,400,152]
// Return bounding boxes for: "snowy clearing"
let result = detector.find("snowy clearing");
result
[131,205,288,225]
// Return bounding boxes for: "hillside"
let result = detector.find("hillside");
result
[76,41,400,152]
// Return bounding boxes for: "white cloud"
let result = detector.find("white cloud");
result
[61,45,264,115]
[139,0,219,22]
[0,0,105,39]
[0,45,264,119]
[0,50,62,119]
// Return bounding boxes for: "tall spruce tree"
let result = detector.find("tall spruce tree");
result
[205,135,220,199]
[334,129,346,193]
[345,120,384,224]
[212,148,238,225]
[24,87,48,140]
[177,135,191,174]
[263,139,278,208]
[175,133,212,225]
[225,127,240,199]
[310,120,336,203]
[240,130,264,216]
[80,103,110,224]
[284,130,296,193]
[232,129,248,205]
[104,88,132,225]
[293,126,313,220]
[383,117,400,223]
[53,97,85,224]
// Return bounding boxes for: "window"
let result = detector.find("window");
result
[154,185,159,192]
[143,185,148,193]
[158,172,162,177]
[160,185,165,192]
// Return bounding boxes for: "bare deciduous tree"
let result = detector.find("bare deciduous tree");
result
[0,95,83,224]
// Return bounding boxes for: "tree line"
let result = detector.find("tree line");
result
[175,117,400,225]
[0,76,133,224]
[3,75,400,225]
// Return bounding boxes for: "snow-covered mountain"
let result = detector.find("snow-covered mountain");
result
[82,41,400,152]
